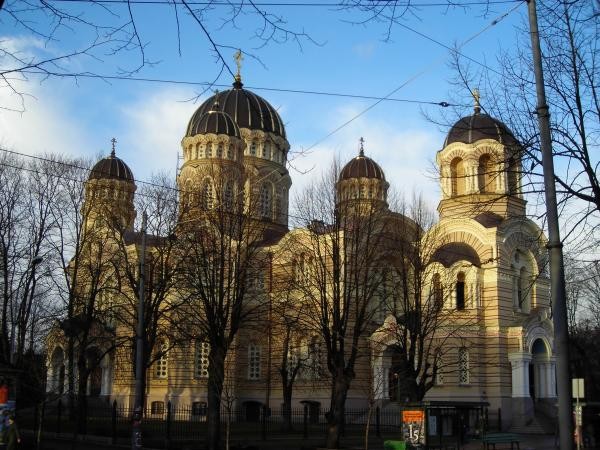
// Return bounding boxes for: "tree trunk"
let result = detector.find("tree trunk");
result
[364,404,373,450]
[67,335,76,419]
[325,373,350,449]
[207,345,226,450]
[282,384,293,431]
[76,356,88,435]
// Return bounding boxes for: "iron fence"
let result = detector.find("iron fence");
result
[18,399,402,445]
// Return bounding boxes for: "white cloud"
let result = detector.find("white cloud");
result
[119,88,198,180]
[0,78,87,157]
[0,36,90,157]
[290,104,442,210]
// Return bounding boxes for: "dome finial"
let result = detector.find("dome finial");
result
[233,49,244,88]
[359,137,365,157]
[110,137,117,157]
[212,89,220,110]
[472,88,481,114]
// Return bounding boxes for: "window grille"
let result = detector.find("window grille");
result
[194,341,210,379]
[248,344,261,380]
[458,348,469,384]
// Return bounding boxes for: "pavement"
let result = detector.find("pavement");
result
[24,432,566,450]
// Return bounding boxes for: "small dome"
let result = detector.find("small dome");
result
[339,142,385,181]
[89,151,134,182]
[188,106,240,138]
[186,81,286,139]
[445,112,517,147]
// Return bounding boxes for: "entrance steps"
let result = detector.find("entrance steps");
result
[509,412,555,435]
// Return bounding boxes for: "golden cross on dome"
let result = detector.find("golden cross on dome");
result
[234,49,244,82]
[359,137,365,156]
[472,88,481,114]
[110,137,117,157]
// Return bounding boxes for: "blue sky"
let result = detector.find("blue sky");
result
[0,0,527,207]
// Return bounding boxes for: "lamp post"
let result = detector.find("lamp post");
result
[132,212,147,450]
[527,0,573,448]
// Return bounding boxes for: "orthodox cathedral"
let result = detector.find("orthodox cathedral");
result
[46,71,556,432]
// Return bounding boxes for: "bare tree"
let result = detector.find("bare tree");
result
[271,283,310,431]
[289,160,390,449]
[374,195,445,402]
[0,0,317,111]
[449,0,599,253]
[107,173,186,408]
[177,163,271,450]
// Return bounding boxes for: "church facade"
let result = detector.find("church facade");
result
[46,77,556,431]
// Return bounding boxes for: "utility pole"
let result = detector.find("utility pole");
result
[132,212,148,450]
[527,1,573,448]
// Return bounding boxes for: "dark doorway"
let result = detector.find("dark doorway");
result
[244,401,262,422]
[528,362,535,400]
[90,366,102,397]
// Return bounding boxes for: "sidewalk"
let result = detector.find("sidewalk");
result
[461,434,557,450]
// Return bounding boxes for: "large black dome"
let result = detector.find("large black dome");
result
[89,152,134,182]
[186,81,286,139]
[445,112,517,147]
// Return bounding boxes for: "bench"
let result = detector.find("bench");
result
[482,432,521,450]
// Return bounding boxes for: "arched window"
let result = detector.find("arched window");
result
[295,254,306,284]
[217,143,223,158]
[434,350,444,386]
[250,142,257,156]
[478,154,493,193]
[458,348,470,384]
[223,181,233,210]
[260,184,272,219]
[433,273,443,308]
[456,272,465,310]
[507,156,519,194]
[227,145,233,159]
[263,142,270,159]
[155,341,169,379]
[205,143,212,158]
[307,336,322,380]
[450,157,465,196]
[518,266,530,311]
[202,179,214,210]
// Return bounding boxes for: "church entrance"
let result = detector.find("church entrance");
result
[385,345,404,401]
[530,338,549,401]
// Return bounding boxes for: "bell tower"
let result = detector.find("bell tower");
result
[437,91,525,221]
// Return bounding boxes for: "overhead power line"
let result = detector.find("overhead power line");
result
[19,70,460,107]
[302,1,522,152]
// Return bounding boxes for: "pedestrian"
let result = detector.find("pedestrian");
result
[2,416,20,450]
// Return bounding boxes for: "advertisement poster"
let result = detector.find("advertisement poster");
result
[402,409,426,446]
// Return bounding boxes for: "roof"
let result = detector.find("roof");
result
[339,149,386,181]
[89,152,134,182]
[186,81,286,139]
[445,112,518,147]
[186,103,241,138]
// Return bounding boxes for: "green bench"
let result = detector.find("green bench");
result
[383,441,406,450]
[482,432,521,449]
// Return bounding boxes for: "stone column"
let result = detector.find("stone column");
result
[509,352,534,426]
[541,357,557,398]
